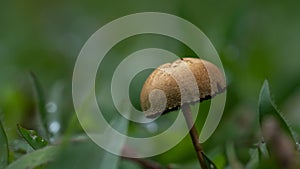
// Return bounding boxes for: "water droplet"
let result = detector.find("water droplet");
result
[46,102,57,113]
[32,135,38,140]
[49,121,60,133]
[145,122,158,133]
[49,137,55,143]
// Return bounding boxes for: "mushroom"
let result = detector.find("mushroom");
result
[140,57,226,169]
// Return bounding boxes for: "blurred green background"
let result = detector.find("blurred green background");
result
[1,0,300,168]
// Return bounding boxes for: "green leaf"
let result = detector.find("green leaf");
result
[258,80,296,142]
[5,146,58,169]
[202,152,218,169]
[0,121,9,168]
[17,124,48,150]
[30,72,49,139]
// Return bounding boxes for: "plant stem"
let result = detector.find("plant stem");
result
[122,146,164,169]
[122,157,164,169]
[182,103,207,169]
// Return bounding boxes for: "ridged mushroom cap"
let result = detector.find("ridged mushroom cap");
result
[140,58,226,118]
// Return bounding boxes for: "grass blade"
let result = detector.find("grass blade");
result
[17,124,48,150]
[47,115,129,169]
[99,114,129,169]
[5,146,58,169]
[30,72,50,139]
[258,80,296,142]
[0,121,9,168]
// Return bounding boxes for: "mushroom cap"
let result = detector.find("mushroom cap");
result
[140,58,226,118]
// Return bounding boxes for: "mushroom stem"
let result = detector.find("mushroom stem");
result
[182,103,207,169]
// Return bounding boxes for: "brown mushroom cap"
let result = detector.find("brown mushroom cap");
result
[140,57,226,118]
